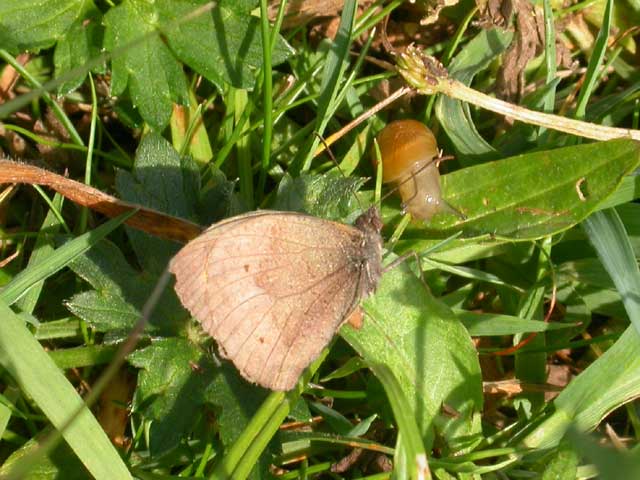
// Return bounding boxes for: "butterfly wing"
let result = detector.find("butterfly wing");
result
[169,211,369,390]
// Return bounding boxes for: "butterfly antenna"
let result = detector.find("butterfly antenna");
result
[314,132,366,213]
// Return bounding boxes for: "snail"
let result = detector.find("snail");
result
[374,119,460,221]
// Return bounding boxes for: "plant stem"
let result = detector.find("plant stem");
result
[397,46,640,142]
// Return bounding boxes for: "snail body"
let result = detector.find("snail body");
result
[375,119,446,221]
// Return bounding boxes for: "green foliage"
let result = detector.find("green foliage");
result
[2,0,640,478]
[342,264,483,451]
[1,0,293,130]
[0,0,93,54]
[128,338,216,457]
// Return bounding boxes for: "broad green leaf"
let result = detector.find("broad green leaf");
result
[104,1,189,130]
[0,0,93,54]
[157,0,293,90]
[523,325,640,448]
[435,28,512,160]
[64,239,184,336]
[402,139,640,240]
[341,264,483,451]
[541,442,579,480]
[128,338,216,457]
[0,301,132,479]
[53,5,104,94]
[65,290,140,333]
[115,133,193,275]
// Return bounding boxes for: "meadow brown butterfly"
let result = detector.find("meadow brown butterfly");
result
[169,206,382,390]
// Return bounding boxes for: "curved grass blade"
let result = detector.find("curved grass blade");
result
[435,28,513,160]
[583,208,640,337]
[0,211,135,306]
[0,301,132,479]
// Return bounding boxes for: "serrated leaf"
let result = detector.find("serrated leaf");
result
[403,139,640,240]
[128,338,216,457]
[0,0,93,54]
[104,1,189,130]
[273,173,367,222]
[65,290,140,333]
[103,0,292,129]
[53,6,104,94]
[205,363,274,480]
[66,239,184,335]
[157,0,293,90]
[340,264,483,451]
[205,364,269,446]
[115,133,194,275]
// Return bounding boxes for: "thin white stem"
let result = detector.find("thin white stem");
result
[439,79,640,142]
[398,45,640,143]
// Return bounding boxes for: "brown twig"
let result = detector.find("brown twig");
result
[0,159,203,243]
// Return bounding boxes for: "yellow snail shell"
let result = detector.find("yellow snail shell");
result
[374,119,446,221]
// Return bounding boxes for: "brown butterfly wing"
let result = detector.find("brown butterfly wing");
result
[169,210,376,390]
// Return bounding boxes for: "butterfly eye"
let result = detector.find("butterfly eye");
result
[374,119,444,221]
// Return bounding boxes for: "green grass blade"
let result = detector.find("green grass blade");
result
[0,301,132,479]
[583,208,640,337]
[14,194,65,314]
[0,211,135,306]
[574,0,613,119]
[369,363,427,480]
[257,0,274,195]
[523,326,640,449]
[292,0,356,173]
[435,28,512,159]
[210,390,287,479]
[210,352,327,480]
[0,49,83,146]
